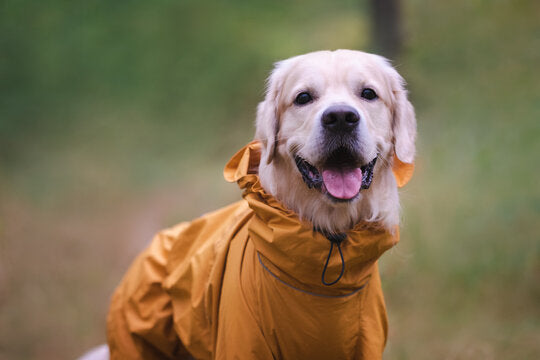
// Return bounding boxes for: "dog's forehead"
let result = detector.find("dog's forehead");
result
[279,51,390,95]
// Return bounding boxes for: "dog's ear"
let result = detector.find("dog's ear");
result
[255,100,279,165]
[387,65,417,164]
[255,62,285,165]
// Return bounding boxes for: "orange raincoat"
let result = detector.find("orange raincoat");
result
[107,142,414,359]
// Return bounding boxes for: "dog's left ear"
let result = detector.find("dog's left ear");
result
[387,65,417,164]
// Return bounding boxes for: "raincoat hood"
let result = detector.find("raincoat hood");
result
[107,142,414,360]
[224,141,402,293]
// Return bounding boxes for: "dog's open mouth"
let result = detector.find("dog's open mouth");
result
[294,148,377,201]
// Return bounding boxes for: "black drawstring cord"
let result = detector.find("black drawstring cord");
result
[321,232,346,286]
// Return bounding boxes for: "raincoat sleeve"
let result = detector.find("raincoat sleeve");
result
[107,224,193,360]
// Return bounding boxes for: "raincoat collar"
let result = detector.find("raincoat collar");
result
[224,142,411,293]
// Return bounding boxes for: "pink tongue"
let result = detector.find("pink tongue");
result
[322,168,363,199]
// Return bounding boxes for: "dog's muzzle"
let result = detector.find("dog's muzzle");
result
[294,151,377,202]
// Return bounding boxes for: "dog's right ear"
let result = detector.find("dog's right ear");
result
[255,62,285,165]
[255,100,279,165]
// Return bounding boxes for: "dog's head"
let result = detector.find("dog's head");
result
[256,50,416,232]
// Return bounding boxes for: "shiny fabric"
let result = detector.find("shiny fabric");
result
[107,142,413,359]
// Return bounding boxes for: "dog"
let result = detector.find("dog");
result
[256,49,416,233]
[98,50,416,360]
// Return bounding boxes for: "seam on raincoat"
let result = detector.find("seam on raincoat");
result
[257,252,368,298]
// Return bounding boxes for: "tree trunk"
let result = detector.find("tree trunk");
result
[370,0,404,60]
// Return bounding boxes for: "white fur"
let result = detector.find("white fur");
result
[256,50,416,233]
[77,344,109,360]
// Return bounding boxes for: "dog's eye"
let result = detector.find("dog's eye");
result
[360,88,378,100]
[294,92,313,105]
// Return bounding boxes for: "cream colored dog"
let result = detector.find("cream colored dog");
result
[257,49,416,233]
[79,49,416,360]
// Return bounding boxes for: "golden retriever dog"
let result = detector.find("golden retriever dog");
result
[84,49,417,360]
[257,49,416,233]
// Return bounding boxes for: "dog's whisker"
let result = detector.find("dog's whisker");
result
[376,154,390,168]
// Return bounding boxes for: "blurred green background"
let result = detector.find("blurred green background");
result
[1,0,539,359]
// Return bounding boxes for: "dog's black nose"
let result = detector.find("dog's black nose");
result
[321,105,360,133]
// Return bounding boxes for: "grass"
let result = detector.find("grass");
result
[380,1,540,358]
[1,0,539,359]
